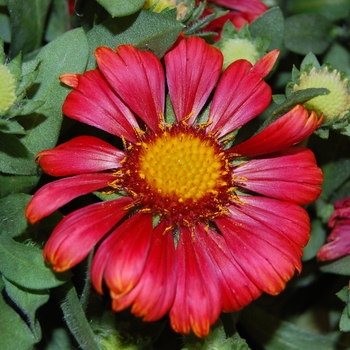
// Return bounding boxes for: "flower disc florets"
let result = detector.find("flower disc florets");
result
[117,123,235,225]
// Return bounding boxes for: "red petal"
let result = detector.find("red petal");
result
[169,226,221,338]
[211,0,268,18]
[26,173,116,224]
[37,136,124,176]
[110,220,177,321]
[43,197,132,272]
[234,147,323,204]
[91,212,153,296]
[215,196,310,295]
[207,58,272,137]
[317,220,350,261]
[95,46,165,132]
[227,105,322,157]
[62,70,139,142]
[195,224,261,312]
[60,73,79,88]
[164,36,223,123]
[250,50,279,79]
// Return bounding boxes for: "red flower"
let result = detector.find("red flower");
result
[26,36,323,337]
[201,0,268,40]
[317,197,350,261]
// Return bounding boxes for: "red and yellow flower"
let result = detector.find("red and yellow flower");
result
[26,35,323,337]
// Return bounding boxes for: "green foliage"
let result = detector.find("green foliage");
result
[96,0,145,17]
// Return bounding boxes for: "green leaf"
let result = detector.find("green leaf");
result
[0,234,72,289]
[183,319,249,350]
[6,0,51,58]
[250,7,284,51]
[96,0,145,17]
[0,193,31,237]
[0,173,40,198]
[20,28,89,161]
[0,285,37,350]
[240,305,348,349]
[45,0,69,42]
[284,13,334,55]
[87,10,183,68]
[321,158,350,198]
[302,219,327,261]
[0,120,26,134]
[37,328,73,350]
[319,254,350,275]
[55,281,100,350]
[0,132,38,175]
[0,10,11,43]
[288,0,350,21]
[3,276,49,341]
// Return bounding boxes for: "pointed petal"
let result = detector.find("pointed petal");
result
[234,147,323,204]
[60,73,79,88]
[195,224,261,312]
[26,173,116,224]
[170,226,221,338]
[43,197,132,272]
[215,196,310,295]
[62,70,139,142]
[250,50,279,79]
[111,220,177,321]
[227,105,322,157]
[37,136,124,176]
[208,55,274,137]
[95,46,165,132]
[164,36,223,123]
[91,213,153,296]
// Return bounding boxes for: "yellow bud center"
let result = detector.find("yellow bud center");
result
[219,38,259,70]
[294,67,350,120]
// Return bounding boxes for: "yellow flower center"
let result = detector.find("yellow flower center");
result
[138,131,225,201]
[118,125,235,225]
[294,67,350,121]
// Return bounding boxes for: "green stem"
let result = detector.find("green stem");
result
[55,281,100,350]
[80,250,94,311]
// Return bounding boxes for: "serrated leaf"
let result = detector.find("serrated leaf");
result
[284,13,334,55]
[6,0,51,58]
[250,7,284,51]
[0,287,37,350]
[96,0,145,17]
[0,193,31,237]
[0,235,72,289]
[87,10,183,68]
[3,277,49,341]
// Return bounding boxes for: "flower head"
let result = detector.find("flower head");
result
[26,36,323,337]
[317,197,350,261]
[201,0,268,41]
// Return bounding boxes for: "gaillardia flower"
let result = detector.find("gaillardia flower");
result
[317,197,350,261]
[26,36,323,337]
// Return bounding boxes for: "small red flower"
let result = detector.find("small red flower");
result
[26,35,323,337]
[317,197,350,261]
[201,0,268,40]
